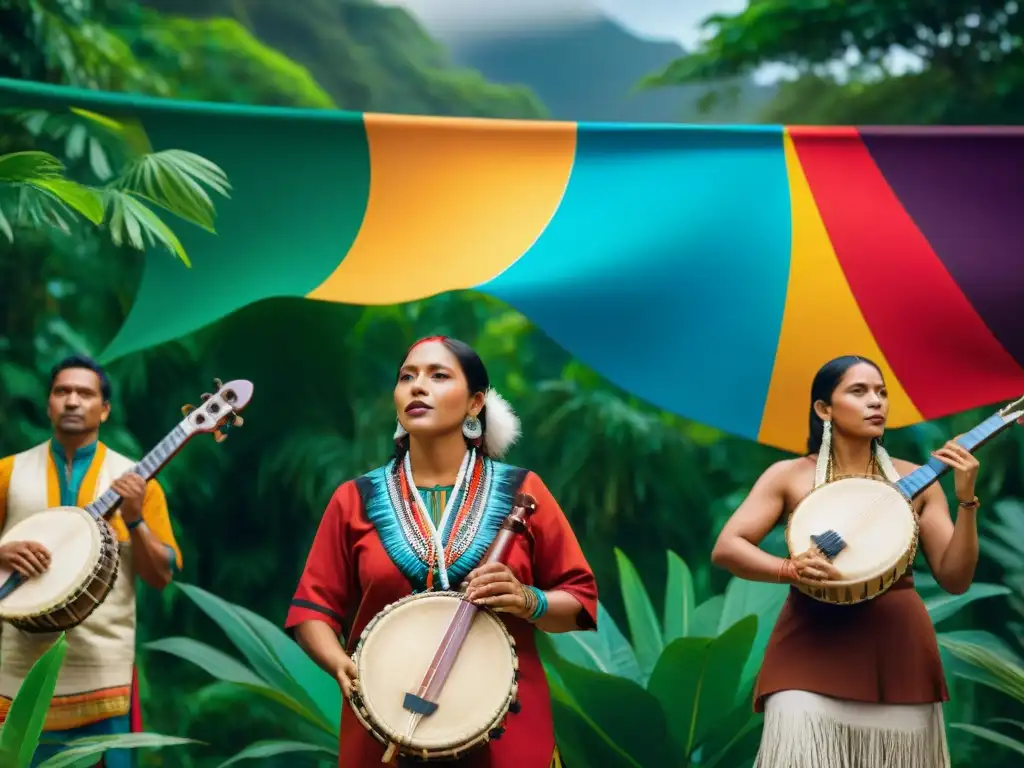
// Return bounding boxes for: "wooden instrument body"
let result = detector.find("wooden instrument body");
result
[786,475,919,606]
[0,506,121,632]
[349,590,518,761]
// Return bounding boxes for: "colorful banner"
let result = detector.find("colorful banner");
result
[3,77,1022,453]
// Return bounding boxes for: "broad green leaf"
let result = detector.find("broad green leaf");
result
[547,648,675,766]
[949,723,1024,758]
[145,637,326,726]
[647,615,758,756]
[215,739,337,767]
[691,594,726,638]
[940,630,1024,702]
[548,678,642,768]
[663,550,696,642]
[939,636,1024,702]
[36,733,198,768]
[543,603,643,683]
[230,601,342,727]
[717,579,787,692]
[0,151,64,182]
[174,583,318,718]
[615,547,664,682]
[0,633,68,767]
[700,702,762,768]
[925,582,1010,626]
[28,179,103,225]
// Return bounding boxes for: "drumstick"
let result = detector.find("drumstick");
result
[381,493,536,762]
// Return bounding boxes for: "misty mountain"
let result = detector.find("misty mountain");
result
[442,17,776,123]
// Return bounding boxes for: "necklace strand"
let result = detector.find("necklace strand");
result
[402,449,475,590]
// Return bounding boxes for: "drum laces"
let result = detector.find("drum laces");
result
[403,449,475,591]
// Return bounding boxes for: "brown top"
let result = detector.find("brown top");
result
[754,570,948,711]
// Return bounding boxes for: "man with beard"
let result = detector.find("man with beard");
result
[0,355,182,767]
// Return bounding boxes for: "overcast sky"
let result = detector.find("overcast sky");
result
[382,0,746,49]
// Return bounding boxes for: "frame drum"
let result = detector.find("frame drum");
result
[349,590,519,761]
[0,506,120,632]
[786,475,919,605]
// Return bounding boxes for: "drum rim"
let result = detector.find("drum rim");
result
[349,589,518,755]
[786,474,920,588]
[0,507,117,620]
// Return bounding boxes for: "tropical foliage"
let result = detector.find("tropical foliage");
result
[541,550,1012,767]
[3,0,1024,765]
[147,583,340,766]
[1,107,230,264]
[137,551,1017,767]
[0,633,194,767]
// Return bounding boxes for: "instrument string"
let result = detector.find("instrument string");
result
[812,453,907,560]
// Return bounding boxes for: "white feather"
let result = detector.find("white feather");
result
[482,388,521,459]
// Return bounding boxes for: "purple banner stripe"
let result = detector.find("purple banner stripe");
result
[860,127,1024,368]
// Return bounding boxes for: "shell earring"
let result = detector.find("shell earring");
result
[462,415,482,441]
[393,420,408,442]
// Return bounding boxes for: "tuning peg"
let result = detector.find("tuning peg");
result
[200,392,212,402]
[231,415,244,428]
[212,377,223,391]
[181,404,195,416]
[213,428,228,443]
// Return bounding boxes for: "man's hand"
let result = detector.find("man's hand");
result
[111,472,147,526]
[0,541,51,578]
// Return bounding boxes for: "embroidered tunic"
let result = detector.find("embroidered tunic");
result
[285,459,598,768]
[0,441,182,767]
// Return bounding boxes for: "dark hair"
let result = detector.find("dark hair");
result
[49,354,111,402]
[394,336,490,457]
[806,355,883,454]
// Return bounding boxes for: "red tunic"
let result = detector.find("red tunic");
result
[285,467,597,768]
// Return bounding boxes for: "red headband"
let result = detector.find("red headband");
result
[409,335,446,351]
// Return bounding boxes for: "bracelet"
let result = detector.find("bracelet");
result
[777,558,791,583]
[126,518,144,531]
[958,496,980,510]
[525,586,548,622]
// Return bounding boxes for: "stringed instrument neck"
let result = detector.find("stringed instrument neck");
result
[896,393,1024,501]
[86,425,190,521]
[84,378,253,521]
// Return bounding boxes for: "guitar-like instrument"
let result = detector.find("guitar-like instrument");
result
[0,378,253,632]
[349,493,536,763]
[787,394,1024,606]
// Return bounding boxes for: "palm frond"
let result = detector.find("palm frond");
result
[113,150,231,233]
[70,108,154,157]
[0,151,104,241]
[102,189,190,266]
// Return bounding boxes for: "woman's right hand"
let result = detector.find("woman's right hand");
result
[786,548,842,584]
[0,541,51,578]
[335,653,358,698]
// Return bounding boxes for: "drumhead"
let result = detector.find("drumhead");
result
[787,477,916,583]
[0,507,103,617]
[355,592,516,751]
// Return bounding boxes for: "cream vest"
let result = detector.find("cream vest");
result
[0,442,137,699]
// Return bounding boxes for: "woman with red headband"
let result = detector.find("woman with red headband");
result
[285,336,597,767]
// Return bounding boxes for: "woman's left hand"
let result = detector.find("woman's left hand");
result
[462,563,532,619]
[931,438,980,503]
